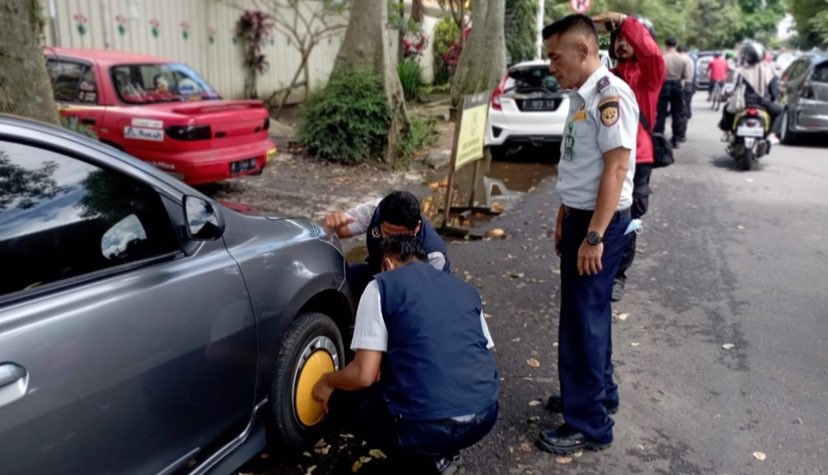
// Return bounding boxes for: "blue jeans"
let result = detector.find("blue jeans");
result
[558,207,631,443]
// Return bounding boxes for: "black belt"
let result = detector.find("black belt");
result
[563,206,631,222]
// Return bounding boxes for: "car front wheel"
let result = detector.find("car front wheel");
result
[268,312,344,451]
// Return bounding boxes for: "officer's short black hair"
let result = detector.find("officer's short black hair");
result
[665,37,678,47]
[379,191,421,230]
[677,44,689,53]
[379,234,428,263]
[542,14,598,45]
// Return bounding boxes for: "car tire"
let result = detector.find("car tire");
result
[268,312,345,451]
[780,108,798,145]
[488,145,507,161]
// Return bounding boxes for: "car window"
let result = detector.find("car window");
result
[0,141,180,297]
[507,67,559,92]
[811,62,828,83]
[110,63,221,104]
[786,60,808,81]
[46,59,98,104]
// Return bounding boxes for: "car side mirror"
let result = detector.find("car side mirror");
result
[184,196,224,240]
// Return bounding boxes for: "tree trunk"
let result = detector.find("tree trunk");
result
[450,0,507,109]
[333,0,408,163]
[0,0,59,125]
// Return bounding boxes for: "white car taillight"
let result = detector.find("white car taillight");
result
[491,74,509,111]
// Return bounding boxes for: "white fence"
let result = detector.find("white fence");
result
[41,0,448,101]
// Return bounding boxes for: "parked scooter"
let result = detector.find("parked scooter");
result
[725,106,772,170]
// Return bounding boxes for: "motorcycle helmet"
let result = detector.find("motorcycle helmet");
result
[739,40,764,66]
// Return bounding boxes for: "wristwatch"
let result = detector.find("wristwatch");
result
[586,231,603,246]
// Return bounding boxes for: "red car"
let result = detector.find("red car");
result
[44,48,276,184]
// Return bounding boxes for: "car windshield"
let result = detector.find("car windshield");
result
[507,67,559,93]
[110,63,220,104]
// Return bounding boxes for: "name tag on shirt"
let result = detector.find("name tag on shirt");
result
[574,111,587,121]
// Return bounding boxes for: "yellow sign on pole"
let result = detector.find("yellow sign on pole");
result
[453,92,490,170]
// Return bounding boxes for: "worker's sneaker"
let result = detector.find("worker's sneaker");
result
[611,279,625,302]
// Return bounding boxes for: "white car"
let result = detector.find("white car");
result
[486,51,613,160]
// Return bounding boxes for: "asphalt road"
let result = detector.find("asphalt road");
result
[245,97,828,475]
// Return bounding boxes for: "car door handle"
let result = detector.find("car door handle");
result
[80,117,97,125]
[0,364,28,407]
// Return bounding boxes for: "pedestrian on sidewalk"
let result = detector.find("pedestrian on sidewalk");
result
[537,14,636,455]
[599,12,665,302]
[323,191,450,298]
[656,37,692,148]
[312,235,499,474]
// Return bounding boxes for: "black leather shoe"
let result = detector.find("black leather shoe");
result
[611,279,625,302]
[536,425,612,454]
[433,453,462,475]
[546,395,618,415]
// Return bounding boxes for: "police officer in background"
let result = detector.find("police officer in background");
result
[656,37,692,148]
[678,45,696,119]
[537,14,637,455]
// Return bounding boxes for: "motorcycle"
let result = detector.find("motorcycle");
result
[726,106,771,170]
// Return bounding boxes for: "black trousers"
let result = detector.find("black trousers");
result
[656,80,688,140]
[683,84,695,119]
[616,164,652,283]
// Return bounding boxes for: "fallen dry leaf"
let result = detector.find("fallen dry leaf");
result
[753,451,767,461]
[722,343,736,350]
[630,342,641,347]
[359,456,372,464]
[618,313,630,321]
[339,433,355,439]
[260,452,269,460]
[555,456,573,464]
[302,451,312,458]
[528,399,542,406]
[351,461,362,472]
[483,312,493,319]
[572,450,584,458]
[511,337,521,342]
[519,442,533,453]
[509,272,525,279]
[526,358,541,368]
[305,465,317,475]
[487,228,506,238]
[368,449,387,459]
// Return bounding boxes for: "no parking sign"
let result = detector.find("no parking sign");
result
[570,0,592,13]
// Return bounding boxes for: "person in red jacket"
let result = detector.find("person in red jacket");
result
[592,12,665,302]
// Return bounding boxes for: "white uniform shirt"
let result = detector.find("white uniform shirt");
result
[350,280,495,352]
[556,65,638,211]
[344,198,447,271]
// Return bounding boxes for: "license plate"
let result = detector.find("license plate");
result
[230,158,257,174]
[736,126,764,138]
[523,99,557,111]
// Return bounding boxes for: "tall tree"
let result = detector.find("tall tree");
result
[788,0,827,48]
[0,0,59,124]
[333,0,407,162]
[451,0,507,107]
[505,0,539,63]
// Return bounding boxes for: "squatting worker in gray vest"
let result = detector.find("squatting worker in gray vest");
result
[536,14,637,455]
[312,235,499,474]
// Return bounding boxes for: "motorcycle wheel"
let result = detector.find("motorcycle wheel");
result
[739,147,753,171]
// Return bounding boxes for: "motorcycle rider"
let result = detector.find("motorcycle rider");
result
[719,41,782,144]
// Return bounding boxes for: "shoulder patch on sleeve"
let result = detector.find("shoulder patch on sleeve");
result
[598,96,621,127]
[596,76,610,92]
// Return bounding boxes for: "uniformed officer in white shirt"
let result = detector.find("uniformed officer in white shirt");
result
[535,13,638,456]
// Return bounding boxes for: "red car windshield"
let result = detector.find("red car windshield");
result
[110,63,220,104]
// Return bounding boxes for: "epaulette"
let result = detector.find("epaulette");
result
[597,76,610,93]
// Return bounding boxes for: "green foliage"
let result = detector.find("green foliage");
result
[401,114,438,158]
[298,70,391,164]
[30,0,46,34]
[433,15,460,85]
[398,59,424,102]
[60,116,97,139]
[505,0,539,63]
[544,0,785,50]
[809,9,828,48]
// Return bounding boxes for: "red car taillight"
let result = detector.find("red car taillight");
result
[491,74,509,111]
[166,125,211,141]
